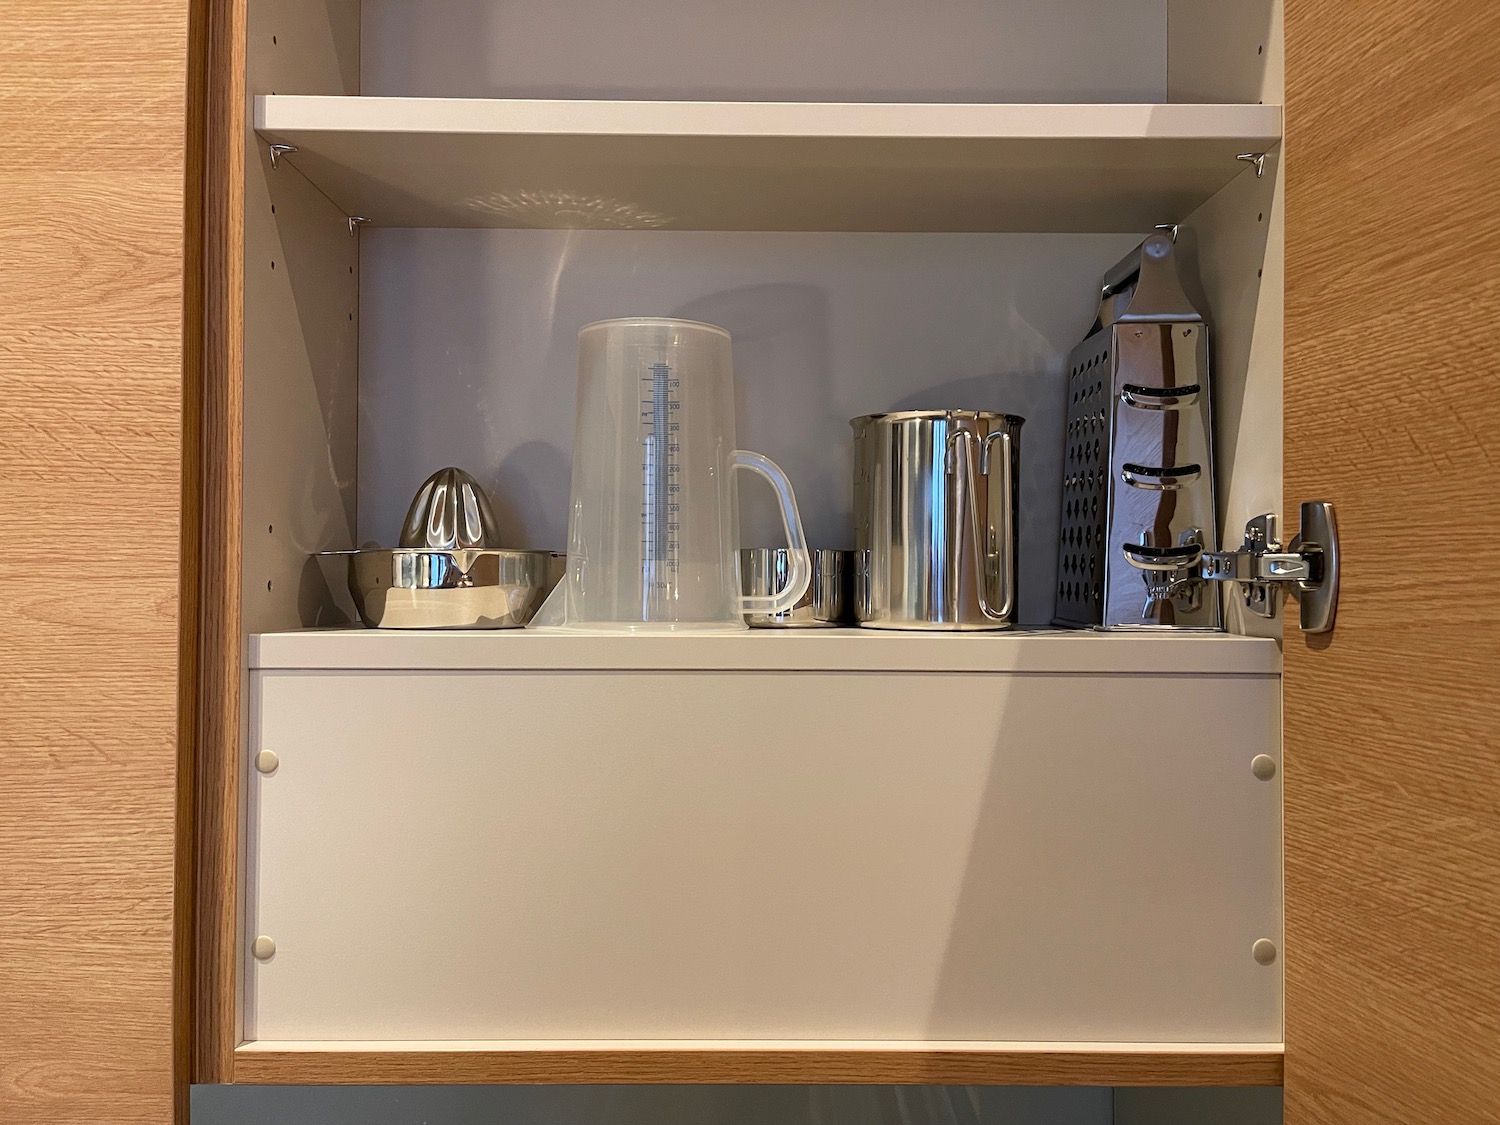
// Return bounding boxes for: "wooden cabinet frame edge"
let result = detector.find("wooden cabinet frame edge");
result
[231,1047,1283,1086]
[194,0,247,1087]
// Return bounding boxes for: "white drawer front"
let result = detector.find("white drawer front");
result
[245,668,1281,1043]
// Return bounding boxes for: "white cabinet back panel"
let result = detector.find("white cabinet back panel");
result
[359,229,1140,626]
[245,667,1281,1043]
[360,0,1167,104]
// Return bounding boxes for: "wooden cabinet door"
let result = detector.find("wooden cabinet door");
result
[1284,2,1500,1122]
[0,2,198,1122]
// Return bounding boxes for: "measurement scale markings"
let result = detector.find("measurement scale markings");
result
[641,363,680,602]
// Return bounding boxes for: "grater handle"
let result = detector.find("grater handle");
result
[1120,382,1201,410]
[1102,233,1202,323]
[1121,462,1203,491]
[1122,540,1205,571]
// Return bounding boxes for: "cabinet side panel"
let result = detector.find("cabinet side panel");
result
[242,0,361,635]
[201,0,363,1083]
[1167,0,1281,104]
[1178,154,1283,638]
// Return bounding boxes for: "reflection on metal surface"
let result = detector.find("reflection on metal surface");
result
[852,410,1023,631]
[461,190,672,229]
[740,548,854,628]
[319,548,564,629]
[399,467,502,551]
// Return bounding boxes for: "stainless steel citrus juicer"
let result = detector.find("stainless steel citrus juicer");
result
[317,467,563,629]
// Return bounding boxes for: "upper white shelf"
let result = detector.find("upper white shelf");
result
[254,97,1282,233]
[250,628,1280,675]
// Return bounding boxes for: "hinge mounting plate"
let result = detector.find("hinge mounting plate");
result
[1201,502,1340,634]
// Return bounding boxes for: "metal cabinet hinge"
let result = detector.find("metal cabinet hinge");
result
[1121,502,1341,633]
[1201,502,1340,633]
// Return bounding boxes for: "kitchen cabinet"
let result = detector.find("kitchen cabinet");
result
[193,0,1500,1105]
[199,0,1295,1086]
[2,0,1497,1121]
[193,0,1296,1086]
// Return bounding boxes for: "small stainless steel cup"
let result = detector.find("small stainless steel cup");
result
[740,548,853,628]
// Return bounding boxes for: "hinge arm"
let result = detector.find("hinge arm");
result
[1199,504,1340,633]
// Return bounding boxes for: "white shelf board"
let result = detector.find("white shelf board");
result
[250,627,1280,675]
[254,97,1283,232]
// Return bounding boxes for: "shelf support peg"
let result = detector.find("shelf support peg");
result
[348,216,371,236]
[268,143,298,170]
[1236,152,1268,178]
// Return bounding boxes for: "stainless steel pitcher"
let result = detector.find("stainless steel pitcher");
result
[851,410,1023,630]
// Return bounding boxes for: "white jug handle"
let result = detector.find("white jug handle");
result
[732,450,812,614]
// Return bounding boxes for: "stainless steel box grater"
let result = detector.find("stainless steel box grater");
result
[1053,233,1221,630]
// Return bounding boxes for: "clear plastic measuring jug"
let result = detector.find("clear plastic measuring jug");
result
[540,318,810,631]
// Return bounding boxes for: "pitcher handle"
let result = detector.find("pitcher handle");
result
[945,429,1016,623]
[733,450,812,614]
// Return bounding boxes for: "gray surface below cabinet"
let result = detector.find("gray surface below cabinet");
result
[1114,1086,1283,1125]
[192,1085,1284,1124]
[191,1085,1115,1124]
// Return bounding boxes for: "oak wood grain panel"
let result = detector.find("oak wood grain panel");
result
[0,1,197,1121]
[195,0,247,1086]
[232,1046,1284,1087]
[1284,2,1500,1123]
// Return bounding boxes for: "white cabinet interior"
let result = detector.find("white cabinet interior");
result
[360,0,1172,103]
[243,0,1283,635]
[233,0,1287,1070]
[357,229,1141,626]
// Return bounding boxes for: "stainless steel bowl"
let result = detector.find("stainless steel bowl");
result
[322,548,564,629]
[739,548,854,628]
